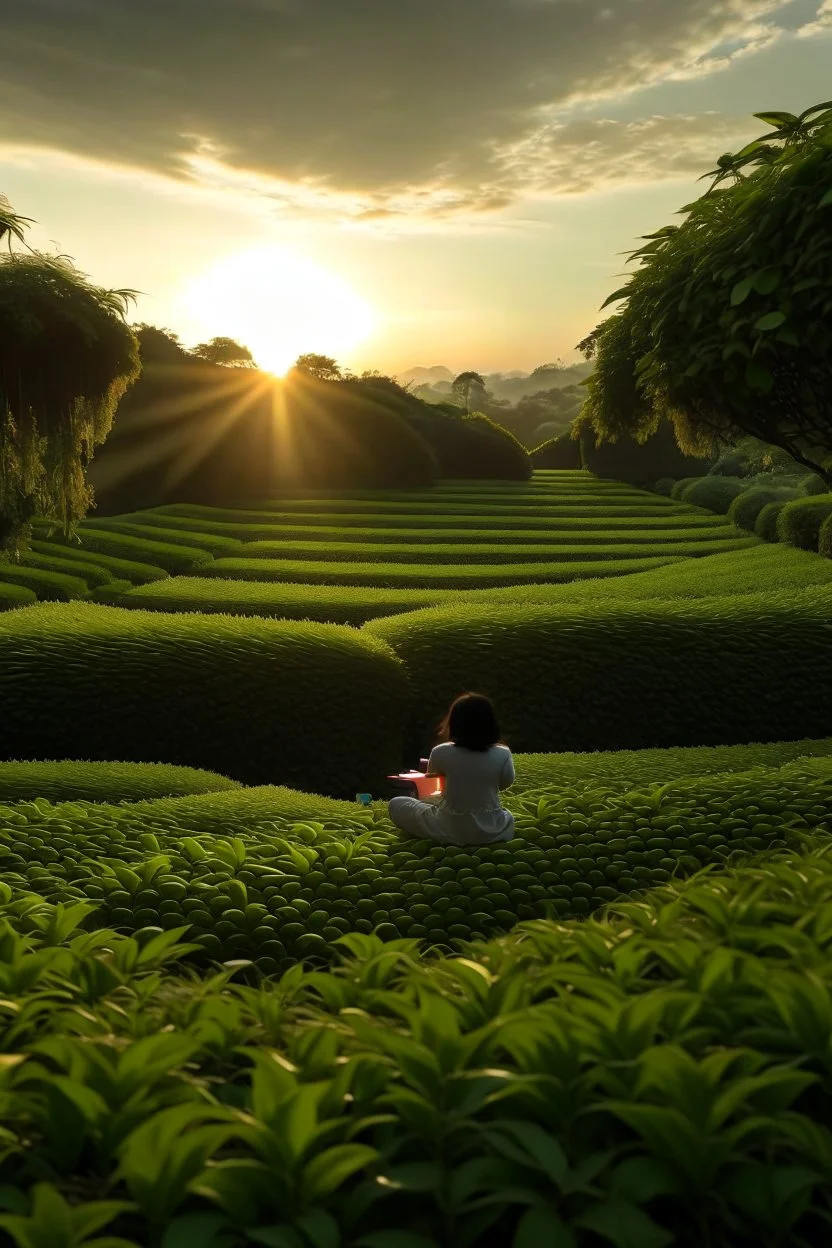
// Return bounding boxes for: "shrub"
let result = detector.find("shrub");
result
[776,495,832,551]
[0,603,409,794]
[802,472,830,495]
[679,475,746,514]
[530,432,582,469]
[821,512,832,559]
[366,587,832,754]
[0,760,240,802]
[755,499,788,542]
[652,477,676,495]
[30,538,168,584]
[81,519,243,555]
[0,581,36,610]
[41,527,213,573]
[19,549,115,588]
[670,477,698,499]
[727,485,800,532]
[580,419,712,486]
[0,562,89,601]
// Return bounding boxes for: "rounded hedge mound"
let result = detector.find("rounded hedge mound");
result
[679,475,747,514]
[0,603,408,794]
[366,588,832,753]
[754,499,789,542]
[820,511,832,559]
[0,581,36,610]
[776,494,832,551]
[727,484,800,532]
[0,760,241,802]
[530,431,582,469]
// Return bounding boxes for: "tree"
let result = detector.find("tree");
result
[292,353,342,382]
[577,101,832,486]
[451,371,486,415]
[0,199,140,552]
[134,324,194,366]
[191,336,256,368]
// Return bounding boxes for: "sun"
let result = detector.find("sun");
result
[179,246,376,375]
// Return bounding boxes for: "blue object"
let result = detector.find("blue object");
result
[355,792,372,807]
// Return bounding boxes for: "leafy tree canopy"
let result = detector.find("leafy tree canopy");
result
[577,101,832,485]
[191,335,256,368]
[291,353,343,382]
[0,197,140,552]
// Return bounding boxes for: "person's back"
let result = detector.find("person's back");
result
[388,692,515,846]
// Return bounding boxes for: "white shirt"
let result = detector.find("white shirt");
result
[427,742,515,843]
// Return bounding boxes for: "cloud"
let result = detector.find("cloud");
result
[0,0,820,222]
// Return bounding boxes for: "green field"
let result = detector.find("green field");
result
[2,470,832,1244]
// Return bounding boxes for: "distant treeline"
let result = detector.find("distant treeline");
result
[89,331,531,512]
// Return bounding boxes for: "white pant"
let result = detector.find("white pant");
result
[388,796,514,846]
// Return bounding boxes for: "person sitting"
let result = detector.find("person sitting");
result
[388,692,515,846]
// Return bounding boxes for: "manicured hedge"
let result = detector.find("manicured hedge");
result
[0,760,241,803]
[366,587,832,753]
[232,535,754,564]
[0,563,90,601]
[755,498,789,542]
[0,603,408,794]
[679,475,747,514]
[0,581,36,610]
[776,494,832,551]
[652,476,676,495]
[821,511,832,559]
[116,577,448,624]
[530,431,582,468]
[81,518,243,555]
[39,527,213,573]
[19,549,115,588]
[727,484,800,532]
[199,554,683,588]
[30,539,169,584]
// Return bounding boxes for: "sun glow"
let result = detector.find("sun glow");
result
[179,246,376,375]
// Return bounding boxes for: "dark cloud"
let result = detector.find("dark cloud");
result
[0,0,817,216]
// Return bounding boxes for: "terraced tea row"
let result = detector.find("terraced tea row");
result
[2,840,832,1246]
[0,757,828,972]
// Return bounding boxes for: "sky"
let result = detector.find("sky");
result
[0,0,830,376]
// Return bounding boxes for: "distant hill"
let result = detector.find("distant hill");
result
[399,365,455,385]
[400,361,592,404]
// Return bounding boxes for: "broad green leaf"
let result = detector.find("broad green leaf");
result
[514,1205,576,1248]
[578,1199,673,1248]
[301,1144,378,1202]
[754,311,787,332]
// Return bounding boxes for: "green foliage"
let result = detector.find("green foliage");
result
[652,477,676,496]
[0,581,36,610]
[0,761,240,803]
[678,476,747,514]
[0,603,408,794]
[29,540,168,585]
[580,102,832,483]
[18,550,115,589]
[776,495,832,551]
[727,485,800,532]
[200,554,684,589]
[366,586,832,753]
[0,209,140,552]
[582,420,712,488]
[530,432,582,469]
[191,336,255,368]
[80,519,242,556]
[39,527,214,574]
[820,512,832,560]
[0,562,91,601]
[755,499,789,542]
[0,817,832,1242]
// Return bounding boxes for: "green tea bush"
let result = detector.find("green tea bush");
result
[200,554,683,588]
[0,760,241,802]
[41,526,214,573]
[0,759,829,966]
[755,498,789,542]
[820,512,832,559]
[30,538,168,584]
[652,476,676,495]
[233,535,753,564]
[776,494,832,551]
[0,603,408,794]
[367,587,832,753]
[530,431,582,468]
[116,578,448,624]
[19,549,115,588]
[727,484,799,532]
[81,518,243,555]
[4,840,832,1244]
[679,475,747,514]
[0,581,36,610]
[0,562,90,601]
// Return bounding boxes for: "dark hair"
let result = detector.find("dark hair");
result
[438,692,500,752]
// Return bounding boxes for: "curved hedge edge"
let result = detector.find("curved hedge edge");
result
[0,581,37,610]
[0,759,243,803]
[776,494,832,552]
